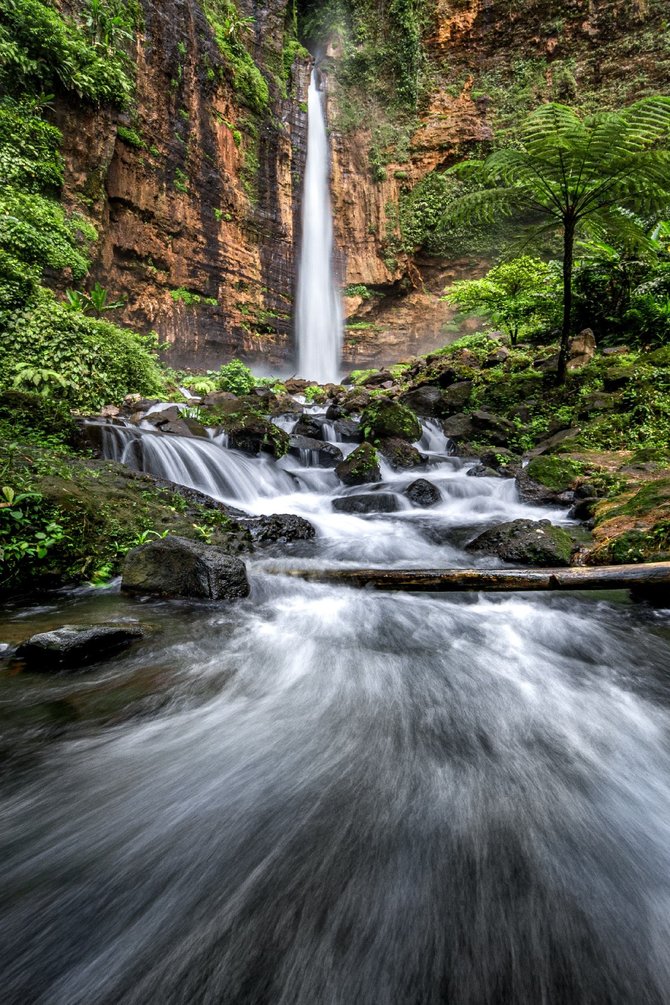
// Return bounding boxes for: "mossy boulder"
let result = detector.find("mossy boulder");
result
[360,400,421,443]
[527,456,584,489]
[216,408,289,458]
[1,444,250,594]
[466,519,575,566]
[585,477,670,564]
[378,438,425,471]
[335,443,381,486]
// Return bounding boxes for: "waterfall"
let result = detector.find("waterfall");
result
[296,66,342,385]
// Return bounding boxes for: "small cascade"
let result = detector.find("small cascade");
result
[418,419,453,454]
[296,67,342,384]
[95,425,295,504]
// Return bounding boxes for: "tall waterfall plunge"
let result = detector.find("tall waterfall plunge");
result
[296,67,342,384]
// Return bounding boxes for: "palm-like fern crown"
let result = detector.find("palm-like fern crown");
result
[447,98,670,240]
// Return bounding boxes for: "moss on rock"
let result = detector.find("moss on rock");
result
[335,443,381,486]
[360,400,421,443]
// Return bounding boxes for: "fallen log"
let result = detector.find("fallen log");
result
[279,562,670,595]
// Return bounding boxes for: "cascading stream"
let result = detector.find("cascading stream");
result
[2,412,670,1004]
[296,66,342,384]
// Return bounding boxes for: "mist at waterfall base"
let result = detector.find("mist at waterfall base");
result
[2,416,670,1004]
[296,68,342,385]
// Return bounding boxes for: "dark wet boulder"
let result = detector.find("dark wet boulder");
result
[225,415,289,458]
[241,514,316,544]
[404,478,442,508]
[398,386,444,417]
[378,437,425,471]
[335,443,381,486]
[338,389,372,416]
[466,519,575,566]
[469,410,516,447]
[466,464,501,478]
[331,418,361,443]
[478,449,521,476]
[292,415,325,439]
[360,399,421,442]
[288,435,343,467]
[359,369,395,389]
[15,623,147,672]
[332,492,400,514]
[122,536,250,601]
[441,413,475,443]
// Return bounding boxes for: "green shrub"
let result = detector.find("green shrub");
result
[0,0,134,107]
[0,294,165,410]
[215,358,255,395]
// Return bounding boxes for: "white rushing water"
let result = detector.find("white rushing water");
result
[296,67,342,384]
[3,413,670,1003]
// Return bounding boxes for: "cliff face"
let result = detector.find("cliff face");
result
[55,0,670,373]
[57,0,311,371]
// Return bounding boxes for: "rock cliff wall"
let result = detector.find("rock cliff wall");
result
[55,0,670,372]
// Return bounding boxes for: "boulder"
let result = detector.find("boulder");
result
[360,400,421,442]
[577,391,618,418]
[284,378,311,394]
[466,519,575,566]
[288,435,343,467]
[16,623,147,672]
[292,415,325,439]
[528,427,581,456]
[226,415,289,458]
[398,386,444,417]
[242,514,316,544]
[441,412,475,442]
[145,406,182,427]
[483,347,511,368]
[603,366,635,392]
[331,418,362,443]
[122,536,250,601]
[405,478,442,507]
[335,443,381,486]
[567,328,596,370]
[360,369,395,388]
[202,390,238,407]
[515,456,582,506]
[441,381,473,412]
[469,410,516,447]
[466,464,501,478]
[339,389,372,416]
[332,492,400,514]
[378,437,426,471]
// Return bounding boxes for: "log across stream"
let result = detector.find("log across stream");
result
[278,561,670,595]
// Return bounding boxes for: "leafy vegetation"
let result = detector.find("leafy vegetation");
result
[444,99,670,381]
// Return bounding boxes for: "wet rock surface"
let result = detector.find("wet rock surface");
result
[335,443,381,486]
[404,479,442,508]
[15,624,147,673]
[122,536,250,601]
[288,436,343,467]
[378,438,426,471]
[466,519,575,566]
[241,514,316,544]
[332,492,400,514]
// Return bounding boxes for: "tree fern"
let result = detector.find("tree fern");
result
[444,97,670,381]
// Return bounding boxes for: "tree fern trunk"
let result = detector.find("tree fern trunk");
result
[557,216,575,384]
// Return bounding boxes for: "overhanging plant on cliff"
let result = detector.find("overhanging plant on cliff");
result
[443,98,670,382]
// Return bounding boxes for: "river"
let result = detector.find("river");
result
[1,409,670,1004]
